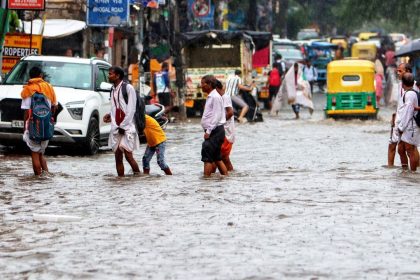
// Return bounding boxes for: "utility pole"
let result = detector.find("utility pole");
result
[137,3,144,95]
[277,0,288,38]
[172,0,186,121]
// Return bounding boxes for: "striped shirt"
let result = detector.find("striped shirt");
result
[225,74,242,97]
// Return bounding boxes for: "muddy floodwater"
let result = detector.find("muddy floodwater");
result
[1,95,420,279]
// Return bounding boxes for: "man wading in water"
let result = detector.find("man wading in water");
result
[200,75,228,177]
[103,66,141,177]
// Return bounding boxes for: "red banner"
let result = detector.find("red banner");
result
[8,0,45,10]
[252,46,270,67]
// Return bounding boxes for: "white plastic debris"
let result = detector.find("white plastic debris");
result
[33,214,82,222]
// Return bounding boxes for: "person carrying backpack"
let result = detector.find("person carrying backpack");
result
[274,53,286,77]
[303,59,318,94]
[20,66,57,176]
[396,73,420,171]
[103,66,141,177]
[266,63,282,110]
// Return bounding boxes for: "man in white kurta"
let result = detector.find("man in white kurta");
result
[103,66,140,176]
[388,63,419,167]
[396,73,420,171]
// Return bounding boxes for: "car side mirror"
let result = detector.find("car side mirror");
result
[98,82,112,92]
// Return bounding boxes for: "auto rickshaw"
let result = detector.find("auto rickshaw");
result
[358,32,378,41]
[305,41,338,86]
[325,59,378,119]
[329,36,349,57]
[351,42,377,61]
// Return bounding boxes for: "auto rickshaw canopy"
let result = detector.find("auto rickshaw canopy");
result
[358,32,378,41]
[330,36,348,49]
[351,42,377,61]
[327,59,375,93]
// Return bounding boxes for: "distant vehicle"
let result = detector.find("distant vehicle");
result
[358,32,378,41]
[273,48,304,71]
[389,33,409,50]
[179,30,254,116]
[325,59,378,119]
[329,36,350,57]
[0,56,112,154]
[297,29,320,41]
[272,40,303,70]
[0,56,166,154]
[273,39,300,51]
[351,42,377,61]
[367,35,395,50]
[305,41,338,86]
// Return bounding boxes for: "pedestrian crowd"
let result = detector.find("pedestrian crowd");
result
[18,60,420,177]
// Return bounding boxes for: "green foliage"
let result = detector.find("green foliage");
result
[9,11,20,33]
[213,0,420,37]
[336,0,420,36]
[287,1,310,38]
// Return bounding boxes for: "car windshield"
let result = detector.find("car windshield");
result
[4,60,92,90]
[273,44,300,51]
[297,31,319,40]
[275,49,303,60]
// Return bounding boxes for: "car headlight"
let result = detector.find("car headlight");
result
[66,101,85,120]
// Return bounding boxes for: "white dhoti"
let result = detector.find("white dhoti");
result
[108,128,139,153]
[23,130,49,154]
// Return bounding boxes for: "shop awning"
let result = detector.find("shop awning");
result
[23,19,86,39]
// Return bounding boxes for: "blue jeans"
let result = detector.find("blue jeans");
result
[142,141,169,170]
[292,104,301,114]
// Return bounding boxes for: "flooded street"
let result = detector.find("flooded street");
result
[1,94,420,279]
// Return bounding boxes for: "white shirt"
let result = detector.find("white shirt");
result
[222,94,235,143]
[225,75,242,97]
[111,81,137,131]
[397,81,419,109]
[303,65,317,82]
[201,89,225,135]
[108,81,139,152]
[396,89,420,146]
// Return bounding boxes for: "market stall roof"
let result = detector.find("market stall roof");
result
[178,30,254,48]
[244,31,272,50]
[23,19,86,39]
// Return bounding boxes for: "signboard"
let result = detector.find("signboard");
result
[87,0,129,27]
[187,0,215,30]
[2,34,42,74]
[8,0,45,10]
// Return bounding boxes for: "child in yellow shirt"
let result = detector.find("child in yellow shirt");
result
[142,115,172,175]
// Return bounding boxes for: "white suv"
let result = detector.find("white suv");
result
[0,56,112,154]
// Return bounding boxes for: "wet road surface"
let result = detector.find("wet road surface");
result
[1,94,420,279]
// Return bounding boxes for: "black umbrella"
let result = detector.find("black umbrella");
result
[395,39,420,57]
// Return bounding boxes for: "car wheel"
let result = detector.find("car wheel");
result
[84,117,100,155]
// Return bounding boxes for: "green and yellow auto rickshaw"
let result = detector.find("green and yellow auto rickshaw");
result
[325,59,378,119]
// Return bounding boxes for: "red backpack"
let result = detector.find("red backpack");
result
[269,68,281,87]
